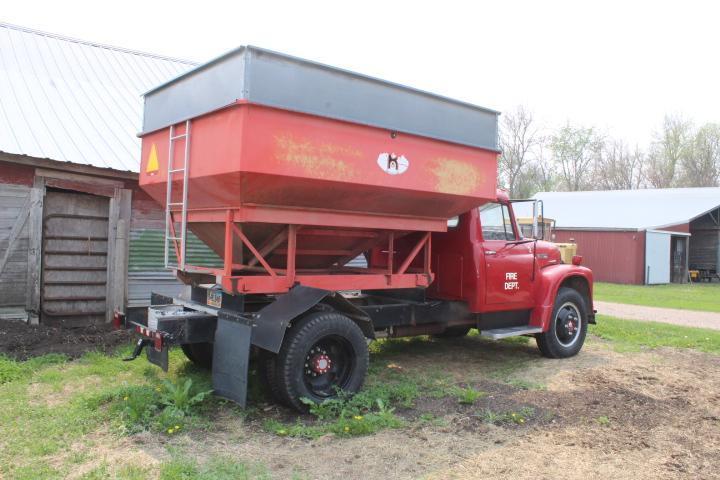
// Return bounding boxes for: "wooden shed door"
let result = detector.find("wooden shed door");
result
[41,190,109,326]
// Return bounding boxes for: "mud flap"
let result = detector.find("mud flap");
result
[146,344,169,372]
[211,309,252,407]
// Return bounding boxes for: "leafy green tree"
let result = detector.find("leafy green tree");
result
[550,124,602,191]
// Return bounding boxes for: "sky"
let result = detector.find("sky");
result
[4,0,719,146]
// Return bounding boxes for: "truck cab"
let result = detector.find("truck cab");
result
[425,191,594,357]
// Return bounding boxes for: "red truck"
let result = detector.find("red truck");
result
[122,46,594,411]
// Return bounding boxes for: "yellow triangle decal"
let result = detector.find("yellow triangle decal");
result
[146,143,159,174]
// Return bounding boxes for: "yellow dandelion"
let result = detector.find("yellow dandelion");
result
[167,428,174,434]
[344,426,350,432]
[519,419,525,423]
[123,396,129,401]
[175,425,181,429]
[353,415,363,421]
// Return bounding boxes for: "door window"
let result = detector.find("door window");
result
[479,203,516,241]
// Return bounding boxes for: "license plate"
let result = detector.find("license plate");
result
[207,289,222,308]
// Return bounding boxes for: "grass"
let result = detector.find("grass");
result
[0,347,226,479]
[479,407,534,425]
[1,315,718,478]
[596,415,611,427]
[594,282,720,312]
[590,314,720,354]
[449,386,486,405]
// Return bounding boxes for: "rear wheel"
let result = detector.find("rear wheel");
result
[259,349,288,406]
[536,287,588,358]
[433,325,472,338]
[275,311,369,411]
[180,342,213,369]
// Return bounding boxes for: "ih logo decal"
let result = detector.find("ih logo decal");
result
[377,152,409,175]
[145,143,159,175]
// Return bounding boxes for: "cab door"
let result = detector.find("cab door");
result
[479,203,535,308]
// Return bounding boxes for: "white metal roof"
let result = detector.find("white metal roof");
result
[531,187,720,230]
[0,22,197,173]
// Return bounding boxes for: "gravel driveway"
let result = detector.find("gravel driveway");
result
[595,300,720,330]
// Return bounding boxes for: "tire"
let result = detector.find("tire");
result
[275,311,369,412]
[433,325,472,338]
[180,342,213,369]
[535,287,588,359]
[259,349,289,406]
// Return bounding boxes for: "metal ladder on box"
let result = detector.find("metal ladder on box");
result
[164,120,191,270]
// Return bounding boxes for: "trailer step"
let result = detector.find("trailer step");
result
[480,326,543,340]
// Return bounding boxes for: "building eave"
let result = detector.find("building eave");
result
[0,151,139,181]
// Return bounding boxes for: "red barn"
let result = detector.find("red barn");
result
[533,188,720,285]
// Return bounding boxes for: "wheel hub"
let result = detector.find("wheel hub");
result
[565,317,577,335]
[555,303,581,347]
[306,348,333,376]
[312,354,332,374]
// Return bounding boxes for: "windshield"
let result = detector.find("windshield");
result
[479,203,517,241]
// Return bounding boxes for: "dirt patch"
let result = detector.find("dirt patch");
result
[126,340,720,479]
[0,320,132,360]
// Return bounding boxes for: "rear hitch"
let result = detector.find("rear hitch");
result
[123,338,151,361]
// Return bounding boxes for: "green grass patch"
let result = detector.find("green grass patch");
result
[0,346,221,479]
[159,455,269,480]
[479,407,534,425]
[594,282,720,312]
[590,314,720,354]
[449,386,486,405]
[596,415,611,427]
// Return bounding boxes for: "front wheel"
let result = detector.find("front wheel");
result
[275,311,369,411]
[535,287,588,358]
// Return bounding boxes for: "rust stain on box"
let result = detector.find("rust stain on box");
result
[431,158,482,195]
[275,135,361,182]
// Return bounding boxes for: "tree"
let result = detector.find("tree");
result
[646,114,693,188]
[679,123,720,187]
[594,139,645,190]
[498,106,542,197]
[549,124,602,191]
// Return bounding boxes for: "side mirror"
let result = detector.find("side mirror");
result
[509,198,545,241]
[533,200,544,241]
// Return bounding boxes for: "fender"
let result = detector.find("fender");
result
[529,264,594,331]
[251,285,374,354]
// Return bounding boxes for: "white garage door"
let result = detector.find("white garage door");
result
[645,230,671,284]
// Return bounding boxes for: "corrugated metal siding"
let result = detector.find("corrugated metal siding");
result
[0,22,197,172]
[0,183,30,307]
[127,228,221,308]
[554,230,646,284]
[128,229,221,270]
[127,271,185,308]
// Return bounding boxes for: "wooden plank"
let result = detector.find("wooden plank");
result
[0,193,30,276]
[25,187,43,324]
[105,193,118,323]
[106,188,132,321]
